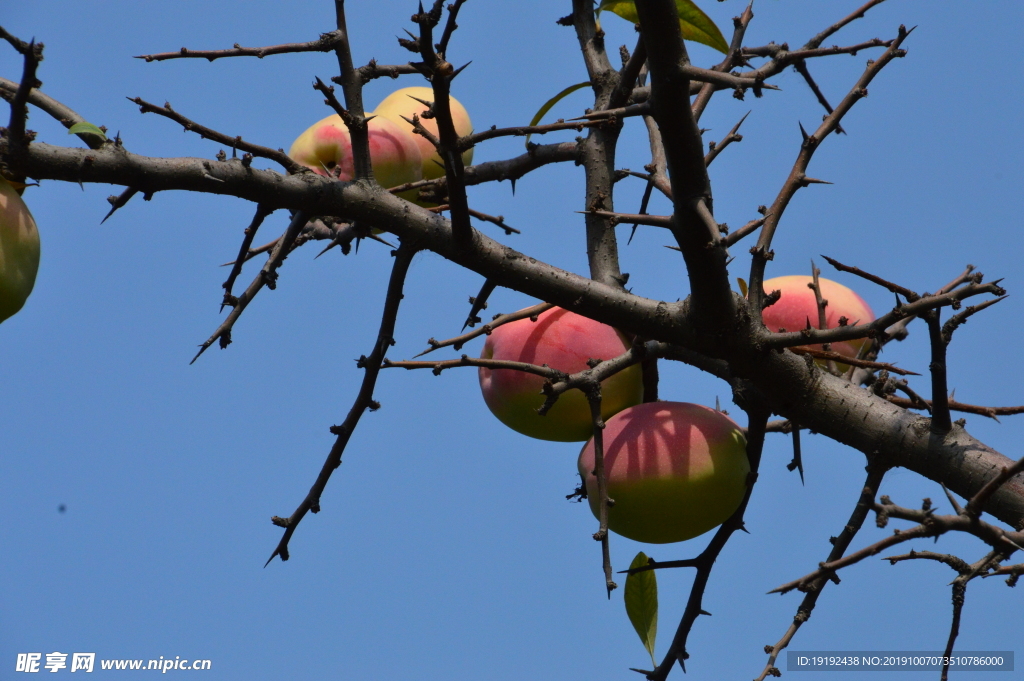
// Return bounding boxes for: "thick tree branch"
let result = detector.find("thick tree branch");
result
[635,0,735,334]
[7,142,1024,533]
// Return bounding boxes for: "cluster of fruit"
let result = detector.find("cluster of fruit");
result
[479,279,874,544]
[286,88,876,546]
[288,86,473,203]
[0,176,41,326]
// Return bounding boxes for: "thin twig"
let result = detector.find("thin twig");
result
[128,97,302,173]
[221,204,274,310]
[747,27,911,315]
[756,465,886,681]
[724,216,767,247]
[793,60,845,134]
[136,31,345,62]
[191,211,309,363]
[964,456,1024,521]
[884,396,1024,420]
[585,386,616,597]
[413,303,553,357]
[770,498,1024,595]
[266,242,419,564]
[703,111,749,167]
[463,279,496,330]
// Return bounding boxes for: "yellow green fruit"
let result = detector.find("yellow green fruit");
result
[0,176,41,324]
[373,86,473,181]
[578,402,749,544]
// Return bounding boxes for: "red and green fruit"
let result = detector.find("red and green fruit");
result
[478,307,643,442]
[761,275,875,360]
[578,402,749,544]
[288,113,423,191]
[0,176,41,324]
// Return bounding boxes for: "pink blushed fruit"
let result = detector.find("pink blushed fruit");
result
[578,402,749,544]
[288,114,423,192]
[761,275,875,361]
[478,307,643,442]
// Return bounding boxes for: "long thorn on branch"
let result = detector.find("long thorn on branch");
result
[822,255,919,301]
[788,346,917,376]
[809,259,839,374]
[627,179,656,245]
[101,187,140,224]
[266,242,419,565]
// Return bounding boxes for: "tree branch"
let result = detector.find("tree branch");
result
[266,241,419,564]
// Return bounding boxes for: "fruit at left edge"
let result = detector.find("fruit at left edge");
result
[761,275,875,362]
[288,113,423,191]
[373,86,474,181]
[578,402,749,544]
[478,307,644,442]
[0,176,41,324]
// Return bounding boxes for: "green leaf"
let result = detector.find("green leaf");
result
[67,121,107,141]
[624,551,658,666]
[737,277,748,297]
[597,0,730,55]
[524,81,590,148]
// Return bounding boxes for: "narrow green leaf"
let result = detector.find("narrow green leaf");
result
[737,277,748,298]
[67,121,107,141]
[524,81,590,148]
[624,551,658,666]
[597,0,730,55]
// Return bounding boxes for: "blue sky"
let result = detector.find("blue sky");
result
[2,1,1022,679]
